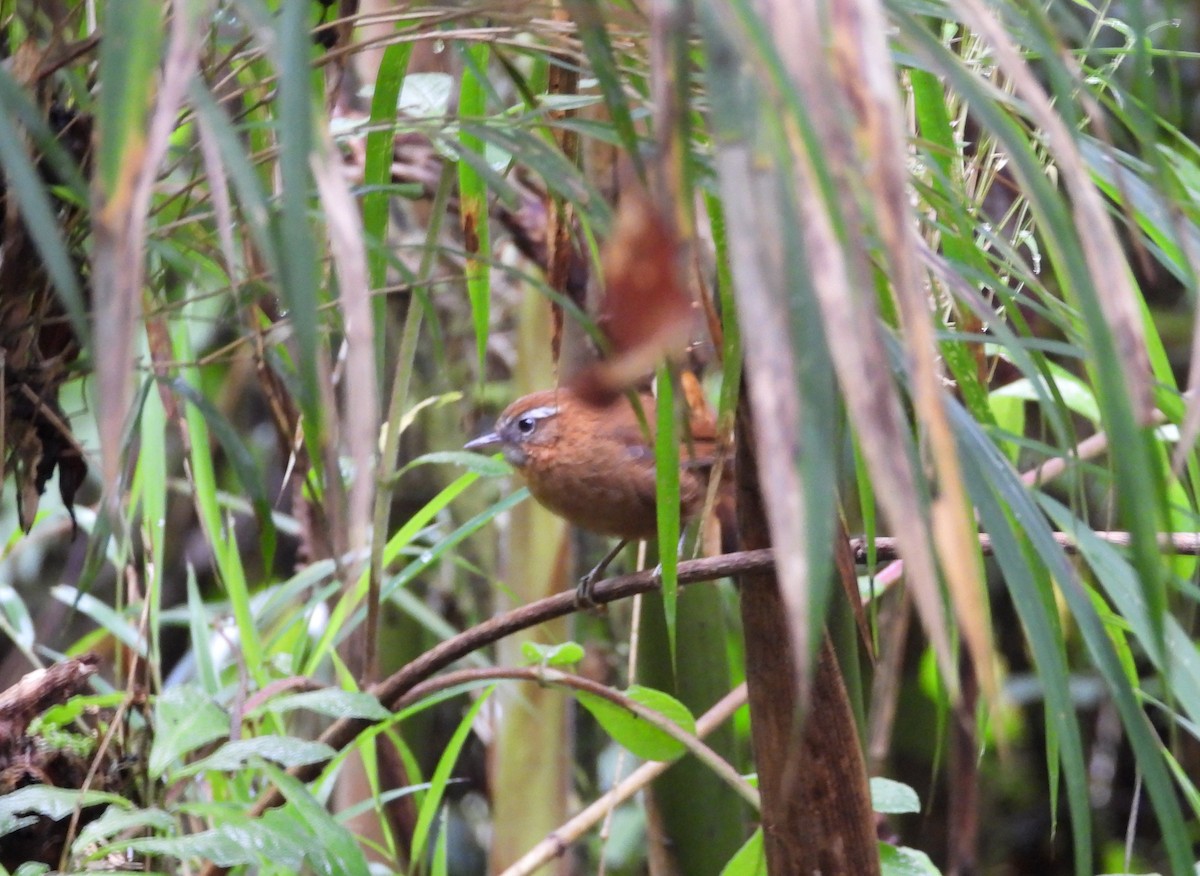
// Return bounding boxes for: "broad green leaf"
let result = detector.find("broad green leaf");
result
[261,762,371,876]
[575,685,696,762]
[879,843,942,876]
[256,689,390,722]
[870,777,921,815]
[521,641,585,667]
[178,736,336,777]
[719,828,766,876]
[149,685,228,778]
[989,366,1100,424]
[0,787,128,839]
[73,805,174,854]
[122,816,307,871]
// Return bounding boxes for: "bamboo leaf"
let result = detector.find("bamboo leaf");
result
[459,42,492,374]
[656,368,681,667]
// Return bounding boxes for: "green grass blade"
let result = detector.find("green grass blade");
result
[563,0,645,175]
[409,686,495,865]
[458,42,492,375]
[0,71,88,343]
[275,0,323,437]
[655,369,681,669]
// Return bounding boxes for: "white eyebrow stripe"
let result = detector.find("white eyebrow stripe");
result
[518,405,558,421]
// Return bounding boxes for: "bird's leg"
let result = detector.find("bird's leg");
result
[576,539,629,608]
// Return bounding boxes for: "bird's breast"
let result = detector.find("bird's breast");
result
[519,451,708,541]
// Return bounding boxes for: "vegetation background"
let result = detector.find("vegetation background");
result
[1,0,1200,874]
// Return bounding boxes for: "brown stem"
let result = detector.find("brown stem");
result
[734,397,879,875]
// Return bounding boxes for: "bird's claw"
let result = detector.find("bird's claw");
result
[575,570,601,610]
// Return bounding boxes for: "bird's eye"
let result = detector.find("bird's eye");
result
[516,416,537,435]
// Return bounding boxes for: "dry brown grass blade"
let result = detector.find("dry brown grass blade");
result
[310,131,378,676]
[93,5,203,494]
[830,0,995,700]
[755,0,958,694]
[712,156,816,691]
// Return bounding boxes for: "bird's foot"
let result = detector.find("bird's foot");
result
[650,562,663,588]
[575,570,602,610]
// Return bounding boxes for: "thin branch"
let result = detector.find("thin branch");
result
[852,531,1200,563]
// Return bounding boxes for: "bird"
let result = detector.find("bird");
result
[464,386,728,606]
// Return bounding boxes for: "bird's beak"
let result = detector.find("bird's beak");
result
[464,431,504,453]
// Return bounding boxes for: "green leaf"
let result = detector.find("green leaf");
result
[411,686,496,864]
[0,579,33,650]
[0,787,129,839]
[399,450,513,479]
[521,641,585,667]
[879,843,942,876]
[1040,497,1200,728]
[73,806,175,854]
[261,762,371,876]
[397,72,455,117]
[95,0,162,195]
[177,736,336,777]
[364,41,413,373]
[51,585,144,656]
[149,685,228,778]
[35,693,124,730]
[561,0,644,173]
[170,377,277,570]
[655,371,681,670]
[458,42,492,373]
[186,568,220,696]
[989,365,1100,424]
[123,815,307,871]
[575,684,696,762]
[364,42,413,293]
[0,70,88,342]
[274,0,323,439]
[870,777,921,815]
[256,688,390,722]
[719,828,767,876]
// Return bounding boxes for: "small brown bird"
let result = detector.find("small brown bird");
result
[465,386,726,605]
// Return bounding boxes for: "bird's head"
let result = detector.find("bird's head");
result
[464,390,563,469]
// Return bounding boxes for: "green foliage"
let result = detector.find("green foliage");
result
[575,684,697,762]
[869,777,921,815]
